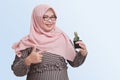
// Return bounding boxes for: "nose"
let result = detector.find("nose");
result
[47,19,52,22]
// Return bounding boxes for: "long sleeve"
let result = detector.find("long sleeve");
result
[67,51,87,67]
[11,48,32,76]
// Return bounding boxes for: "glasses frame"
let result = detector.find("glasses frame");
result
[43,15,57,21]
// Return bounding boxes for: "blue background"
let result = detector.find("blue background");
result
[0,0,120,80]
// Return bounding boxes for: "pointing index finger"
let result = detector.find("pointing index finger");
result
[32,46,37,52]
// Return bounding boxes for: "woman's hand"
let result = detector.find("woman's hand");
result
[76,41,88,56]
[25,47,45,65]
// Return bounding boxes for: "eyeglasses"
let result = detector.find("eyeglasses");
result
[43,15,57,21]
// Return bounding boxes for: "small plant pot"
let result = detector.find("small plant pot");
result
[74,41,81,48]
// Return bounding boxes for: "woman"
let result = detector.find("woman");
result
[11,4,87,80]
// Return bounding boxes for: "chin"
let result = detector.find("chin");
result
[44,28,53,32]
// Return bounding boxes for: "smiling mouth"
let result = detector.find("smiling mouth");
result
[46,24,52,27]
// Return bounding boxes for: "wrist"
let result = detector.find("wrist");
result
[24,56,31,66]
[81,51,88,56]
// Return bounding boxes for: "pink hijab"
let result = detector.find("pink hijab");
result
[12,4,76,61]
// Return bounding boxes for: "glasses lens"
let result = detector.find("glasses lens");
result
[43,16,57,21]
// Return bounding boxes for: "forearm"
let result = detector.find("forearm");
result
[67,51,87,67]
[11,56,30,76]
[11,48,32,76]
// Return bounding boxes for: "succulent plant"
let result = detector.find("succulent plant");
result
[73,32,81,48]
[74,32,79,41]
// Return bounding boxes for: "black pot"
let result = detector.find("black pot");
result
[73,41,81,48]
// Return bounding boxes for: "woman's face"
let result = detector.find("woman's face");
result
[41,8,57,32]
